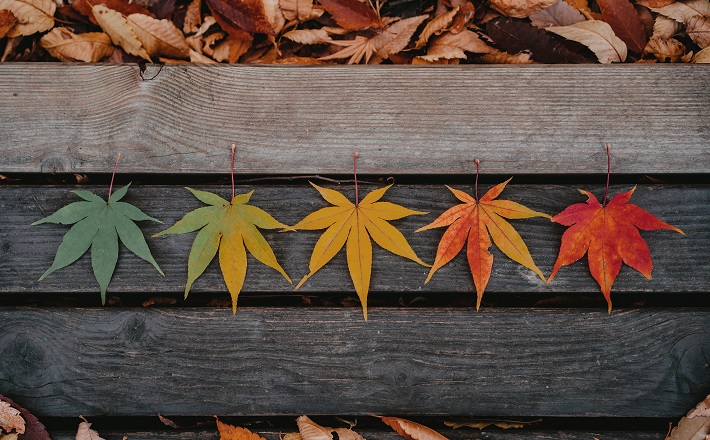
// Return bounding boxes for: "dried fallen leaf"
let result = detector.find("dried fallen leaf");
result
[280,0,321,21]
[652,15,681,38]
[636,0,676,7]
[686,15,710,47]
[73,0,153,24]
[205,0,275,36]
[320,35,375,63]
[420,29,495,60]
[261,0,285,33]
[547,20,627,62]
[693,44,710,60]
[0,402,24,435]
[370,14,428,58]
[282,434,302,440]
[529,0,585,27]
[0,9,17,39]
[417,178,548,309]
[415,6,459,48]
[155,185,292,313]
[489,0,557,18]
[183,0,202,33]
[644,35,686,61]
[211,35,252,61]
[40,27,114,62]
[477,50,535,62]
[296,416,365,440]
[596,0,647,52]
[650,0,710,22]
[128,13,190,58]
[76,418,106,440]
[284,28,332,44]
[667,394,710,440]
[381,417,448,440]
[215,417,267,440]
[317,0,383,30]
[294,180,428,320]
[92,5,152,61]
[548,170,683,310]
[0,0,54,37]
[34,182,164,304]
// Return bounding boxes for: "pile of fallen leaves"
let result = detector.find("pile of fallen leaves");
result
[0,0,709,63]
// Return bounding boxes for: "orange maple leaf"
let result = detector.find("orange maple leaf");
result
[215,417,267,440]
[417,178,549,309]
[548,186,683,311]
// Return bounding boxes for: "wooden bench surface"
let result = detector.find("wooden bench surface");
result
[0,64,708,439]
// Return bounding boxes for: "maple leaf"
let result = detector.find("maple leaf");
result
[293,180,428,320]
[33,182,164,304]
[215,417,267,440]
[154,187,291,313]
[417,176,549,310]
[548,186,683,311]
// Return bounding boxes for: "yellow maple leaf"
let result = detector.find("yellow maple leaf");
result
[294,182,429,320]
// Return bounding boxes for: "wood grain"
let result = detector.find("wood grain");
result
[1,307,708,418]
[49,428,665,440]
[1,184,703,296]
[0,64,708,175]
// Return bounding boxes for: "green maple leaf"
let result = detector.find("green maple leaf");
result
[153,187,292,313]
[33,183,164,303]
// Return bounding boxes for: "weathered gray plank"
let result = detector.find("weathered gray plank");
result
[0,307,708,417]
[49,428,665,440]
[0,64,708,175]
[0,184,702,296]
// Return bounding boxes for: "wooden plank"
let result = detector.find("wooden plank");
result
[0,64,708,175]
[1,184,703,295]
[0,307,708,418]
[49,428,665,440]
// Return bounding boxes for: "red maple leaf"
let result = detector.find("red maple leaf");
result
[548,146,684,311]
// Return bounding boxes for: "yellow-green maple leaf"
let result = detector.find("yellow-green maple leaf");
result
[154,187,291,312]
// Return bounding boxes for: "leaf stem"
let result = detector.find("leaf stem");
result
[354,152,359,207]
[474,159,480,201]
[603,143,610,206]
[108,153,122,200]
[231,143,236,201]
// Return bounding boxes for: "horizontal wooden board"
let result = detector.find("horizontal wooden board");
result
[0,184,703,297]
[0,307,708,418]
[49,428,665,440]
[0,64,708,175]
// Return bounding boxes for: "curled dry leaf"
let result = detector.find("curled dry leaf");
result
[319,35,375,63]
[686,15,710,47]
[183,0,202,33]
[489,0,557,18]
[128,13,190,58]
[380,417,448,440]
[0,9,17,39]
[650,0,710,22]
[284,28,332,44]
[92,5,152,61]
[643,34,686,61]
[316,0,383,30]
[215,417,267,440]
[296,416,365,440]
[260,0,285,33]
[420,29,495,60]
[636,0,676,7]
[529,0,585,27]
[40,27,114,62]
[0,395,49,440]
[211,35,252,61]
[596,0,647,52]
[0,0,54,37]
[76,419,106,440]
[477,50,535,62]
[667,394,710,440]
[0,401,24,435]
[652,15,681,38]
[547,20,627,62]
[415,6,459,48]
